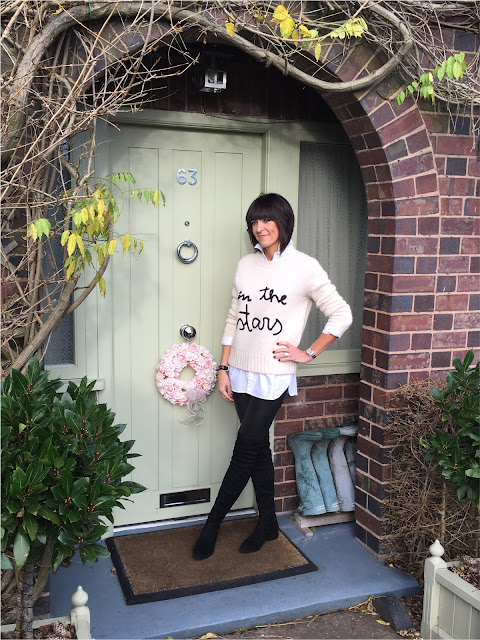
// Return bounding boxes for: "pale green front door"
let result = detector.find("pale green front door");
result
[107,125,262,525]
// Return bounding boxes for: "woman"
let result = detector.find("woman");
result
[193,193,352,560]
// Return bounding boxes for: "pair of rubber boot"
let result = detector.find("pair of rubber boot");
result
[287,429,340,516]
[193,433,278,560]
[288,424,357,515]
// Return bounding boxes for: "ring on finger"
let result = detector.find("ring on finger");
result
[284,352,289,357]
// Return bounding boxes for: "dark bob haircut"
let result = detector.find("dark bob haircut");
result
[246,193,295,254]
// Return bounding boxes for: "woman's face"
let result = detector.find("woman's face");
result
[251,217,280,256]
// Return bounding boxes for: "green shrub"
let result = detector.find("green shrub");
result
[422,349,480,504]
[1,356,145,572]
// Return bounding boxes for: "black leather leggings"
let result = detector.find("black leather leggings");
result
[233,391,287,444]
[205,391,286,525]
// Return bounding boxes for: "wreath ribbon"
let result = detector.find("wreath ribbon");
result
[178,388,208,426]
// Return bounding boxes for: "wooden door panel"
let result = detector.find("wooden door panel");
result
[108,125,262,524]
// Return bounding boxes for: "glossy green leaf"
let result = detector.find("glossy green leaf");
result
[1,552,13,569]
[23,512,38,541]
[14,530,30,570]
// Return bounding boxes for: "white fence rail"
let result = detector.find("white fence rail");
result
[421,540,480,640]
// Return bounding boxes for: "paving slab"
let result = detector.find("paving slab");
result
[215,610,401,639]
[50,515,418,639]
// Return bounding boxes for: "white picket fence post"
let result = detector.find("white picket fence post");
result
[421,540,480,640]
[70,586,91,640]
[421,540,447,640]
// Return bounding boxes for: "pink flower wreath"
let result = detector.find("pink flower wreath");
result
[156,343,217,406]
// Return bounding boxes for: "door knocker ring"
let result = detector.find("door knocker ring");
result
[177,240,198,264]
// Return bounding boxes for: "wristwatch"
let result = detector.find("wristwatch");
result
[305,348,316,360]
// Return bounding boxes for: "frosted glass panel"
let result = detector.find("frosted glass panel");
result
[297,142,367,352]
[44,312,74,365]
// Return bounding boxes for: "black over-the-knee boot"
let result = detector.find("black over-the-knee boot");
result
[193,433,260,560]
[239,442,279,553]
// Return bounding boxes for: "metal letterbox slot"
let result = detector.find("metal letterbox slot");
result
[160,488,210,508]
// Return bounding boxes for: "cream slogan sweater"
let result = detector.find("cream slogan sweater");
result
[223,248,353,375]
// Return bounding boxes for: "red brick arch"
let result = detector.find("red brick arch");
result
[313,42,441,554]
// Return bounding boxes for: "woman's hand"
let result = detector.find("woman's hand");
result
[273,341,312,364]
[218,369,234,402]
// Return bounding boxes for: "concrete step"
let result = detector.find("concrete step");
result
[50,515,418,639]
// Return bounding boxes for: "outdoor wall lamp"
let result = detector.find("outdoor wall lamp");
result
[193,53,228,93]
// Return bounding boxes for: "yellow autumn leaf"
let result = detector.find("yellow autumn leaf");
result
[108,239,117,255]
[97,198,105,217]
[376,620,391,626]
[353,22,364,37]
[61,230,70,246]
[225,22,235,37]
[98,251,105,268]
[67,233,77,256]
[98,276,106,297]
[152,190,160,206]
[121,233,132,253]
[199,634,218,639]
[76,235,85,258]
[89,204,95,220]
[292,29,299,45]
[86,224,94,236]
[272,5,289,23]
[29,223,38,241]
[280,17,295,38]
[315,42,322,61]
[81,207,89,223]
[66,259,76,279]
[299,24,310,36]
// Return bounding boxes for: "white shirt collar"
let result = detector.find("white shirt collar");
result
[254,239,294,262]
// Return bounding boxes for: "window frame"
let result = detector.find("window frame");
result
[294,137,367,378]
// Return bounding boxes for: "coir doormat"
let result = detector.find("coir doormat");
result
[106,518,317,604]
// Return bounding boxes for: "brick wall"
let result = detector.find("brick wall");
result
[272,28,479,556]
[273,373,360,513]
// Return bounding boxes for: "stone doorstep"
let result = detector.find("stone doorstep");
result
[49,516,419,639]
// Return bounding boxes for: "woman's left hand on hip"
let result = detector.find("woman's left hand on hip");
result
[274,341,311,364]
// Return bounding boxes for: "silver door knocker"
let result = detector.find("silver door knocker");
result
[176,240,198,264]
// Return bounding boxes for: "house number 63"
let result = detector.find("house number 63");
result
[177,168,198,186]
